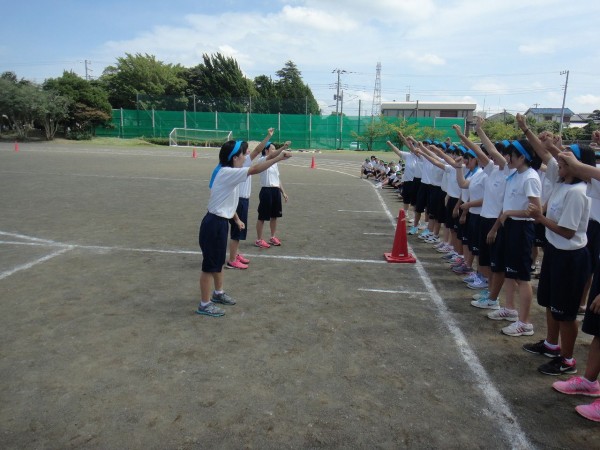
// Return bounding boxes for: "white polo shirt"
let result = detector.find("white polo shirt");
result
[207,167,250,218]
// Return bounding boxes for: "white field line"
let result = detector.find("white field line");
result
[358,288,429,295]
[372,187,533,449]
[0,247,73,281]
[337,209,382,213]
[0,236,387,265]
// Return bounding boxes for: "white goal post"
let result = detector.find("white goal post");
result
[169,128,232,147]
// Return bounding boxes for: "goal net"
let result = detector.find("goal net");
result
[169,128,232,148]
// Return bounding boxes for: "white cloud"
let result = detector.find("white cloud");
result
[574,94,600,106]
[518,40,557,55]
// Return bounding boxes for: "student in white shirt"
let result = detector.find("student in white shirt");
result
[255,141,291,249]
[197,140,291,317]
[226,128,275,270]
[519,121,595,375]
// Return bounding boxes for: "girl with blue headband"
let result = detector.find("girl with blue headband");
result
[516,115,596,376]
[254,140,291,249]
[226,128,275,270]
[197,139,292,317]
[552,147,600,422]
[486,119,542,337]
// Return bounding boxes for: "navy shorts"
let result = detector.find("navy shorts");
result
[257,187,282,221]
[402,180,414,205]
[410,178,421,206]
[538,244,590,321]
[199,212,228,273]
[458,212,470,245]
[467,213,481,255]
[445,197,459,230]
[491,225,506,273]
[415,183,430,214]
[583,262,600,336]
[230,197,249,241]
[503,218,535,281]
[478,217,497,267]
[534,222,547,248]
[586,219,600,274]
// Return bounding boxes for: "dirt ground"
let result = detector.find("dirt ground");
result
[1,141,599,449]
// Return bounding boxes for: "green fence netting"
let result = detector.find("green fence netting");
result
[95,109,466,151]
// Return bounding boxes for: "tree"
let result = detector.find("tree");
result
[184,53,253,112]
[252,75,279,114]
[43,71,112,135]
[352,117,394,151]
[0,77,39,139]
[100,53,188,110]
[35,90,71,140]
[274,61,319,115]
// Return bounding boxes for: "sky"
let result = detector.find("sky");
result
[2,0,599,117]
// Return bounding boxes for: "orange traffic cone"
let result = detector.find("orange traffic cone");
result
[384,209,416,263]
[14,141,19,152]
[192,148,197,158]
[310,156,316,169]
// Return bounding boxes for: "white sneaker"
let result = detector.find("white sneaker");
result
[487,307,518,322]
[472,289,489,301]
[462,272,479,284]
[470,298,500,309]
[467,277,489,290]
[502,321,534,337]
[418,222,428,230]
[425,235,440,244]
[418,230,431,239]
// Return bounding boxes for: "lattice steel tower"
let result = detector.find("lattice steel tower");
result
[371,62,382,117]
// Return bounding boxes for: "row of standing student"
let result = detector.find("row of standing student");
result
[387,122,600,422]
[198,129,291,318]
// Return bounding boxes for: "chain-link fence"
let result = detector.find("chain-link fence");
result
[95,108,466,150]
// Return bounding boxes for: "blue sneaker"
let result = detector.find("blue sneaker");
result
[196,302,225,317]
[408,226,418,235]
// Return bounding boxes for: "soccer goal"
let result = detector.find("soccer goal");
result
[169,128,232,148]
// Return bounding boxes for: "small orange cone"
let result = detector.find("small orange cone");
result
[384,209,416,263]
[14,141,19,152]
[192,148,197,158]
[310,156,316,169]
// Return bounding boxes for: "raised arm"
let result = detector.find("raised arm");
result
[249,150,292,175]
[452,123,490,168]
[250,127,275,160]
[557,151,600,182]
[516,113,553,164]
[266,141,291,160]
[418,145,446,170]
[474,117,505,168]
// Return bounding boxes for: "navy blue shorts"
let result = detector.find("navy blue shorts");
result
[257,187,282,221]
[467,213,481,255]
[410,178,421,206]
[458,212,470,245]
[538,244,590,321]
[415,183,430,214]
[445,196,459,230]
[491,224,506,273]
[230,197,249,241]
[199,213,228,273]
[534,222,547,248]
[428,186,445,222]
[503,218,535,281]
[583,262,600,336]
[586,219,600,274]
[478,217,497,267]
[402,180,414,205]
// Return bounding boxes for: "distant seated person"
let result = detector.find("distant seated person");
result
[360,158,374,178]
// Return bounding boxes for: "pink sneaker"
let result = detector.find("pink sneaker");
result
[269,236,281,246]
[226,259,248,270]
[255,239,270,249]
[553,376,600,397]
[236,254,250,264]
[576,399,600,422]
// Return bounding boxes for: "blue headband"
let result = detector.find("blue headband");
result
[464,149,477,159]
[511,141,531,161]
[209,141,243,188]
[569,144,582,161]
[502,140,510,148]
[458,145,467,154]
[264,141,272,150]
[440,142,447,150]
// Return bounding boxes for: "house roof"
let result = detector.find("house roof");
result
[381,101,476,111]
[525,107,574,116]
[486,111,515,122]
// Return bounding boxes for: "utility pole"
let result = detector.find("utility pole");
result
[84,60,92,80]
[332,68,347,148]
[559,70,570,136]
